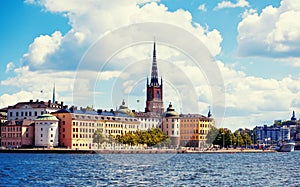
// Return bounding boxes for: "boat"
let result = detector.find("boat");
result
[276,140,295,152]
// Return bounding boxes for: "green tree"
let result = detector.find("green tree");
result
[93,129,108,148]
[206,126,219,145]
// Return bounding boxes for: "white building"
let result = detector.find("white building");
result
[34,114,59,147]
[7,100,63,121]
[162,103,180,147]
[134,112,161,131]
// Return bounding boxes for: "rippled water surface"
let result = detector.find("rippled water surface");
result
[0,151,299,186]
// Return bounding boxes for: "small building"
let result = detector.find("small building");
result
[1,119,34,148]
[162,103,180,148]
[34,114,59,147]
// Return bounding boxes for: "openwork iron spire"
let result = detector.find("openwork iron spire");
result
[150,41,159,86]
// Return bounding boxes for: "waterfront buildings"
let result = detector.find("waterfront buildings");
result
[254,125,290,143]
[52,106,140,149]
[0,40,215,149]
[1,99,63,148]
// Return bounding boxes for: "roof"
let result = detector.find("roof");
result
[35,114,58,121]
[164,103,179,117]
[7,100,62,110]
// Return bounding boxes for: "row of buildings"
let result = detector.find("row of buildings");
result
[254,111,300,145]
[0,42,214,149]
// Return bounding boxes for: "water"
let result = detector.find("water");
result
[0,152,299,186]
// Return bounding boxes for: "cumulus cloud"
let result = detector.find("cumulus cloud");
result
[214,0,249,10]
[23,31,63,67]
[238,0,300,59]
[217,60,300,128]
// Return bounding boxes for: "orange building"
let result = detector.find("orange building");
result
[180,114,214,148]
[52,107,140,150]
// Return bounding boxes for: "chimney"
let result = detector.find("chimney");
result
[48,100,51,107]
[61,101,64,109]
[29,99,33,102]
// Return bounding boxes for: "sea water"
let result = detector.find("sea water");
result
[0,151,299,186]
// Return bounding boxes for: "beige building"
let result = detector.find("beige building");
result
[162,103,180,148]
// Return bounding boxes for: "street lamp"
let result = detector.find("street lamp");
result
[222,133,225,149]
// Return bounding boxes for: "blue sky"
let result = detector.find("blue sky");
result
[1,0,300,130]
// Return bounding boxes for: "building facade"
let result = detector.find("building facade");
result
[34,114,59,147]
[162,103,180,147]
[180,114,214,148]
[52,107,140,149]
[255,125,290,143]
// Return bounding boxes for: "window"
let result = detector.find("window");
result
[51,134,53,137]
[51,128,53,131]
[50,140,53,142]
[41,128,43,131]
[172,131,174,135]
[41,134,43,137]
[35,111,38,116]
[16,112,19,116]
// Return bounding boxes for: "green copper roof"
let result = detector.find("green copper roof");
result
[35,114,58,121]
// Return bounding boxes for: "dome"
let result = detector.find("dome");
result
[164,103,179,117]
[116,100,133,116]
[35,114,59,121]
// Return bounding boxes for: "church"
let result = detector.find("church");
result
[134,41,215,148]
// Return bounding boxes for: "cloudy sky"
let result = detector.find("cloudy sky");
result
[1,0,300,130]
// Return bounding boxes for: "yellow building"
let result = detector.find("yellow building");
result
[180,114,214,148]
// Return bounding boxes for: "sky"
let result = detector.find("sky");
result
[1,0,300,130]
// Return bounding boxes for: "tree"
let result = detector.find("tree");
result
[93,129,107,149]
[206,126,219,145]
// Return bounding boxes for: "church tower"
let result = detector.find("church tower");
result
[145,41,164,114]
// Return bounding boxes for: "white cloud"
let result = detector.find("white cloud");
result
[23,31,63,66]
[215,0,249,10]
[198,4,207,12]
[238,0,300,59]
[216,60,300,129]
[5,62,15,73]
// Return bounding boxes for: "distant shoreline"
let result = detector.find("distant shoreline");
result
[0,148,277,154]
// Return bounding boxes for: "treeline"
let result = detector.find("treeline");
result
[114,128,170,147]
[206,126,253,148]
[93,128,170,147]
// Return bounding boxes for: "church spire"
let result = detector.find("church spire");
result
[291,110,296,121]
[208,106,212,118]
[150,41,159,86]
[52,83,55,103]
